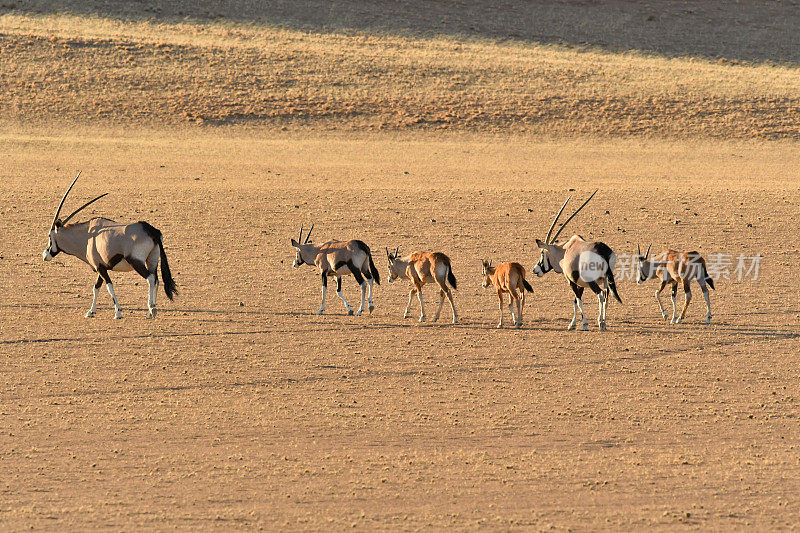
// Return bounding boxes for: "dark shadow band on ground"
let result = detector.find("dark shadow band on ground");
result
[6,0,800,65]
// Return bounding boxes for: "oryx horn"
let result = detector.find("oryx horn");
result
[645,243,652,258]
[638,243,642,256]
[61,193,108,225]
[544,195,571,244]
[551,189,598,243]
[51,171,82,229]
[394,246,399,259]
[304,223,314,243]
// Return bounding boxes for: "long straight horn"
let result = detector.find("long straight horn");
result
[645,243,652,258]
[551,189,598,243]
[544,196,571,244]
[51,171,82,229]
[394,246,399,258]
[304,223,314,243]
[60,193,108,225]
[638,243,641,256]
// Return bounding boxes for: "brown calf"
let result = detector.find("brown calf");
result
[481,260,534,329]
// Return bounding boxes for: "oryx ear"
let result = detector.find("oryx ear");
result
[535,238,544,247]
[290,238,299,247]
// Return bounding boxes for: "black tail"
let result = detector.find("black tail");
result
[368,252,381,285]
[702,262,715,290]
[522,278,533,293]
[139,221,177,301]
[447,266,457,289]
[606,269,622,304]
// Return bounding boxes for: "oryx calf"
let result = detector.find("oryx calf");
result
[291,225,380,315]
[386,248,458,323]
[636,244,715,324]
[533,191,622,331]
[481,260,533,329]
[43,172,177,319]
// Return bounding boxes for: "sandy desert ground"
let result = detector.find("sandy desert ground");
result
[3,1,800,530]
[1,131,799,530]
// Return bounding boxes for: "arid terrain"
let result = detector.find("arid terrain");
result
[2,2,800,531]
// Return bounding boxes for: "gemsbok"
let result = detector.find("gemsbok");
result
[481,260,533,329]
[42,172,177,319]
[533,191,621,331]
[635,244,715,324]
[386,248,459,323]
[291,225,380,315]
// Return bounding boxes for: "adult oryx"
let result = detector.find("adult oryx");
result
[533,191,621,331]
[635,244,715,324]
[43,172,177,319]
[291,225,380,315]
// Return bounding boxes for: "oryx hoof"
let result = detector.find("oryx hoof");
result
[403,313,411,319]
[496,323,503,329]
[114,312,123,320]
[705,316,712,324]
[661,313,668,320]
[599,322,607,331]
[85,311,95,318]
[580,324,588,331]
[355,310,362,316]
[514,323,522,329]
[452,317,459,324]
[369,304,374,314]
[146,309,156,319]
[316,308,325,315]
[419,316,426,323]
[567,322,576,331]
[347,309,354,316]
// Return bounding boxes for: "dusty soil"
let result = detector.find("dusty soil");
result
[1,130,799,530]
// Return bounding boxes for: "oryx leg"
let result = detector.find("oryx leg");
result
[347,261,367,316]
[86,275,103,317]
[670,283,678,323]
[655,280,669,320]
[416,283,427,322]
[404,288,417,318]
[676,278,692,323]
[317,272,328,314]
[588,281,606,331]
[433,288,446,322]
[128,256,158,319]
[361,263,375,313]
[367,276,375,314]
[444,286,458,324]
[698,278,712,324]
[97,266,122,319]
[496,290,505,328]
[569,282,586,331]
[335,276,354,315]
[509,287,522,328]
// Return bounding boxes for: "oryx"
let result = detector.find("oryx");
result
[533,190,622,331]
[481,260,533,329]
[291,225,380,315]
[386,248,458,323]
[635,244,715,324]
[43,172,177,319]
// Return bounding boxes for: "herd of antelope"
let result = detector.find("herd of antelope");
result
[43,173,716,329]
